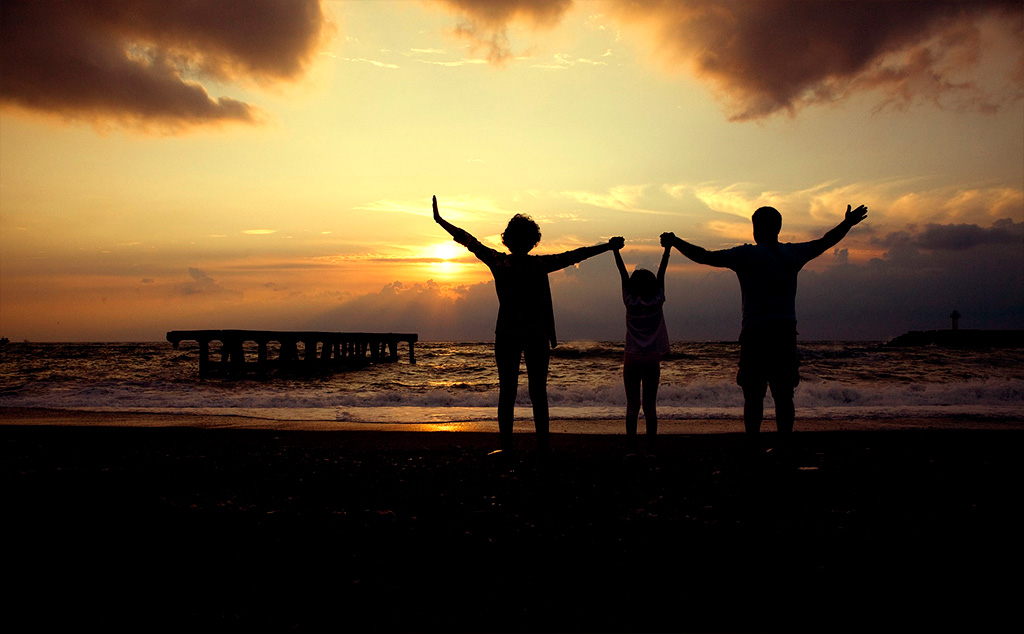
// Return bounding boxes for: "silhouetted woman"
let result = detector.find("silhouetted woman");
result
[433,195,624,455]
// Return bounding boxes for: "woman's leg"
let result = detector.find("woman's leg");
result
[494,335,522,453]
[523,337,551,452]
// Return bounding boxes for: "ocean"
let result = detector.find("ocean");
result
[1,340,1022,426]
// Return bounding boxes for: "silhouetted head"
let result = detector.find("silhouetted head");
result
[751,206,782,245]
[502,214,542,254]
[628,268,658,300]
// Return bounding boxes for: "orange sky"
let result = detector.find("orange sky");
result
[1,1,1022,341]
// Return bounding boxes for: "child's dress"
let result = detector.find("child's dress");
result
[623,288,669,356]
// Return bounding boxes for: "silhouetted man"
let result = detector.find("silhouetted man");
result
[662,204,867,439]
[433,195,624,455]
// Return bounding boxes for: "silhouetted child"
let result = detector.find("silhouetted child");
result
[614,244,671,454]
[433,195,624,456]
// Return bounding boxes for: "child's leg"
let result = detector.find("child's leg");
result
[623,354,641,448]
[641,360,661,444]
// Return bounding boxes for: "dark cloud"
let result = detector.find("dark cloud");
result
[915,219,1021,251]
[0,0,330,129]
[434,0,573,63]
[615,1,1021,119]
[798,219,1023,339]
[434,0,1023,119]
[614,1,1024,119]
[442,0,573,25]
[872,218,1022,251]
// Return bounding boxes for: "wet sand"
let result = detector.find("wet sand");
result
[4,408,1022,633]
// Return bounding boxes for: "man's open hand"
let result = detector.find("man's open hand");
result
[845,204,868,226]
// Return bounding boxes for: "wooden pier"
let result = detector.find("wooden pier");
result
[166,330,418,377]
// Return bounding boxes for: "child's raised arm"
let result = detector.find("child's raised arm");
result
[657,245,671,289]
[613,247,630,289]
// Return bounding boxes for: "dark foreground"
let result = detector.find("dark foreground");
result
[5,426,1021,633]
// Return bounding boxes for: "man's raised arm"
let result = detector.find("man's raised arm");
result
[661,232,729,267]
[807,204,868,258]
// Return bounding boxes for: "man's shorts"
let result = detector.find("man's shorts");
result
[736,320,799,390]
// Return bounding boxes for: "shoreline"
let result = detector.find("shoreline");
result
[3,405,1022,433]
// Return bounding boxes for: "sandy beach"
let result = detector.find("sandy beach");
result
[4,407,1022,633]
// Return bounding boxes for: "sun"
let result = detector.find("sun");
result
[429,242,462,262]
[421,242,466,278]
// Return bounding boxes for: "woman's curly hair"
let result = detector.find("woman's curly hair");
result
[501,214,542,253]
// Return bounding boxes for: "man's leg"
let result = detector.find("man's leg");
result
[769,324,799,435]
[523,338,551,453]
[737,332,767,437]
[768,381,795,465]
[771,384,795,435]
[494,336,522,453]
[742,381,767,435]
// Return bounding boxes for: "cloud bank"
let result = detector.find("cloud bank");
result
[303,218,1022,342]
[0,0,330,129]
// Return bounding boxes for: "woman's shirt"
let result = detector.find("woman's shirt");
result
[454,229,609,348]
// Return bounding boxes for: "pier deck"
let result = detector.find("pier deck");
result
[166,330,418,377]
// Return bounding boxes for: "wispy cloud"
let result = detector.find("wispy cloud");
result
[178,268,243,300]
[341,57,400,69]
[415,58,489,67]
[668,179,1024,244]
[557,185,676,215]
[532,52,608,70]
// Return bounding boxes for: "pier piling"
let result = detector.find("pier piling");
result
[166,330,418,377]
